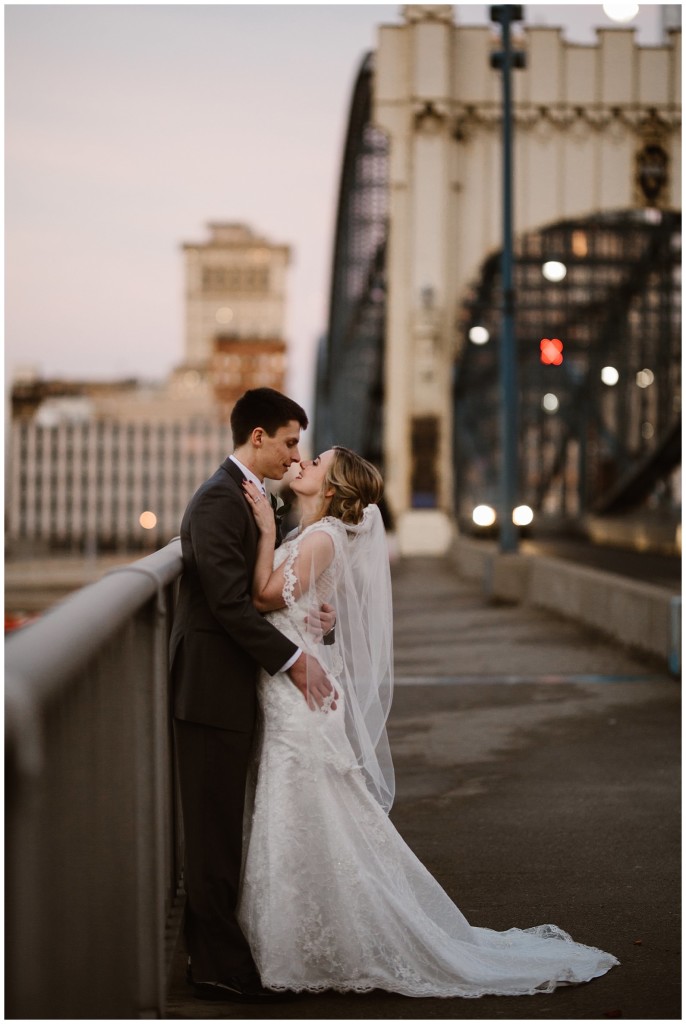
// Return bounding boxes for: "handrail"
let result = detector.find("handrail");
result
[6,541,182,732]
[6,538,184,1019]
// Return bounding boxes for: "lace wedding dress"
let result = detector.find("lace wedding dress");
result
[237,515,619,997]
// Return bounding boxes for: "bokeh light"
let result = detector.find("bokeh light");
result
[540,338,564,365]
[139,511,157,529]
[512,505,534,527]
[469,325,490,345]
[571,231,588,257]
[602,3,639,24]
[472,504,496,528]
[601,366,619,386]
[542,261,567,283]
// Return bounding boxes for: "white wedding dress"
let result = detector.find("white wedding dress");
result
[237,516,619,998]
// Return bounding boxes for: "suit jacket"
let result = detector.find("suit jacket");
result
[169,458,298,733]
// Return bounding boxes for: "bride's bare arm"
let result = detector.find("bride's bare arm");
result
[243,480,335,613]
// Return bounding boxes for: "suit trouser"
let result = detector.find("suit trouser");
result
[174,717,257,983]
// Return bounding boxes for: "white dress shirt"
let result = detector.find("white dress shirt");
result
[229,454,301,673]
[230,454,266,494]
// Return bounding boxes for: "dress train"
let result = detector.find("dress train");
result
[237,523,618,997]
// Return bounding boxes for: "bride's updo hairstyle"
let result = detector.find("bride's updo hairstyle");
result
[323,446,383,525]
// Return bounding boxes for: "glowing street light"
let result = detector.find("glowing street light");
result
[469,325,490,345]
[602,3,639,24]
[542,393,559,413]
[636,368,655,388]
[542,260,567,283]
[601,366,619,386]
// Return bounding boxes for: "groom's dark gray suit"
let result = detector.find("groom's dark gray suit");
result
[170,456,297,983]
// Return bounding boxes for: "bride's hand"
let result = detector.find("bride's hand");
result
[242,480,276,536]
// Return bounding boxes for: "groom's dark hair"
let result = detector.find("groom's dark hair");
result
[231,387,308,446]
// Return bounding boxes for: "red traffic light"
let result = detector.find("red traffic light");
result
[540,338,564,365]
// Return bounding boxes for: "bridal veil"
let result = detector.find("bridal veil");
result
[285,504,395,812]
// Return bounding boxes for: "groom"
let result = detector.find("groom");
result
[170,388,336,1003]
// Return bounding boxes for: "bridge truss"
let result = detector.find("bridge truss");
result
[313,53,388,466]
[454,210,681,529]
[318,57,681,535]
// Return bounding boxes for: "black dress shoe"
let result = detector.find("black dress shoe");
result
[192,976,299,1004]
[186,956,299,1003]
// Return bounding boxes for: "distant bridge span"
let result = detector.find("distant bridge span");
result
[315,5,681,554]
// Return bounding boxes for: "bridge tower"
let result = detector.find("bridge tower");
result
[373,4,681,554]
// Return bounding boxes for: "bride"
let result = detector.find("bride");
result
[237,446,619,998]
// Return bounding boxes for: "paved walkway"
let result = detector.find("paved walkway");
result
[166,556,680,1020]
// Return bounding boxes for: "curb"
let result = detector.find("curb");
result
[450,536,681,676]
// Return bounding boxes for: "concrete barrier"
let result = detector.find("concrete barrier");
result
[451,536,681,674]
[584,513,680,557]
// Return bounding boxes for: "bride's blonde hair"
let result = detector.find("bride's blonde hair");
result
[322,446,383,525]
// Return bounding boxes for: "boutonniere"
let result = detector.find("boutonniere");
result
[269,493,291,521]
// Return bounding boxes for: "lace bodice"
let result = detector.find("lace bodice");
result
[252,520,346,733]
[267,519,341,653]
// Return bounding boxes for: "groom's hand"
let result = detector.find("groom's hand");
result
[304,602,336,642]
[287,653,339,712]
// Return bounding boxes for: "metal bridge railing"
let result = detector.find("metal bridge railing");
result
[6,539,184,1019]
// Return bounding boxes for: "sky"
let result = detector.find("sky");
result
[5,3,669,413]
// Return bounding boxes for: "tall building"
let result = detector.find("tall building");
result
[179,222,290,418]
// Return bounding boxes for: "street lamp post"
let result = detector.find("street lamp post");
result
[490,5,526,553]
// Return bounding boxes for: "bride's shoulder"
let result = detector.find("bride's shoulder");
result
[305,516,346,540]
[294,517,346,558]
[293,515,341,535]
[317,514,345,529]
[282,517,342,550]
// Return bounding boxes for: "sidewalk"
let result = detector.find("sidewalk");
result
[166,556,680,1020]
